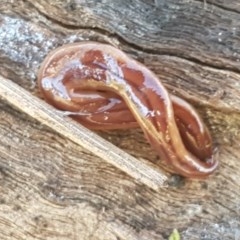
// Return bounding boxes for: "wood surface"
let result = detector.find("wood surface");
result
[0,0,240,239]
[0,76,167,191]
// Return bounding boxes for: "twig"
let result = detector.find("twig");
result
[0,76,168,191]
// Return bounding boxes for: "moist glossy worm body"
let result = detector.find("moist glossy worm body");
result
[38,42,218,178]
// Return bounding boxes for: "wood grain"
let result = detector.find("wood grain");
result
[0,76,167,191]
[0,0,240,239]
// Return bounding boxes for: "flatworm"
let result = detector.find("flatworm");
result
[38,42,218,178]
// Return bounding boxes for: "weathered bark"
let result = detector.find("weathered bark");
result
[0,0,240,239]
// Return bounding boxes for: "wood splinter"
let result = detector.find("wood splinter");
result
[0,75,168,191]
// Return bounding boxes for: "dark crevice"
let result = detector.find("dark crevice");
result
[24,1,240,76]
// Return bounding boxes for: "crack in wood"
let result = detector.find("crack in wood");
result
[23,0,240,75]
